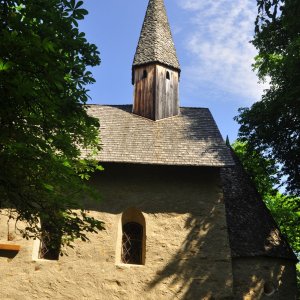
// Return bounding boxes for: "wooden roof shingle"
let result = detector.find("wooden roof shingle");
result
[87,105,234,167]
[221,147,297,261]
[133,0,180,71]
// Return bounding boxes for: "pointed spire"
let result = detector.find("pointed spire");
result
[133,0,180,71]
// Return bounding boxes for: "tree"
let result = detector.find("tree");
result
[231,140,279,198]
[0,0,104,251]
[232,141,300,289]
[235,0,300,196]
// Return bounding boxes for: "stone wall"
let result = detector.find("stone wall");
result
[232,257,297,300]
[0,164,233,299]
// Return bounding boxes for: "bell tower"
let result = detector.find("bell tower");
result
[132,0,180,120]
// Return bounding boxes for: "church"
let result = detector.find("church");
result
[0,0,297,299]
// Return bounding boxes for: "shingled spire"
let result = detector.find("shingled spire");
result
[132,0,180,121]
[133,0,180,71]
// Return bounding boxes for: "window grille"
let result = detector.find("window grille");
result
[39,223,61,260]
[121,222,143,264]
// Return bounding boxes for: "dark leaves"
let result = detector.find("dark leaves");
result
[237,0,300,196]
[0,0,104,252]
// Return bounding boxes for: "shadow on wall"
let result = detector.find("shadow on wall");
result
[89,164,233,299]
[146,223,296,299]
[87,162,297,299]
[232,257,297,299]
[0,249,19,259]
[146,213,233,300]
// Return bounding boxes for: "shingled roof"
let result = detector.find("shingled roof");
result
[221,147,297,261]
[86,105,233,167]
[133,0,180,71]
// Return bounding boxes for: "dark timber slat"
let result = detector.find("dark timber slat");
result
[133,64,179,120]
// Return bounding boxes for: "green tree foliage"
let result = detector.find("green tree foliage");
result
[235,0,300,196]
[0,0,104,250]
[232,141,300,288]
[265,193,300,258]
[232,140,279,198]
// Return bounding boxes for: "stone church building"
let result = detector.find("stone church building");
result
[0,0,298,299]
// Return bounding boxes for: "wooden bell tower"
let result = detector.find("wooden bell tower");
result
[132,0,180,121]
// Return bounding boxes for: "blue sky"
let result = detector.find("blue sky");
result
[79,0,266,141]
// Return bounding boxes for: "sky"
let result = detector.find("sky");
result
[79,0,267,141]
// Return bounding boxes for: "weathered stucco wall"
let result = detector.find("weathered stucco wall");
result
[232,257,297,300]
[0,164,233,300]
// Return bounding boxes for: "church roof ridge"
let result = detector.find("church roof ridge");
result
[133,0,180,70]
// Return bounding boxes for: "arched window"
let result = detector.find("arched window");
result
[166,71,170,80]
[39,231,61,260]
[142,69,148,79]
[116,207,146,265]
[121,222,143,264]
[38,220,61,260]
